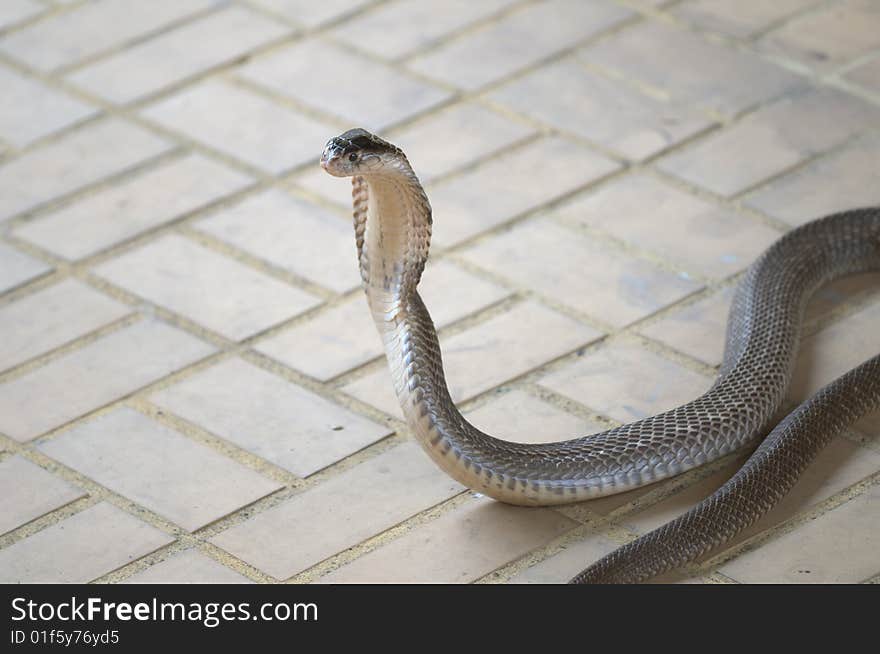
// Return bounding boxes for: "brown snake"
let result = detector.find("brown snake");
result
[320,128,880,583]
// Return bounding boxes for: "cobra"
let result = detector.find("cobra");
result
[320,128,880,583]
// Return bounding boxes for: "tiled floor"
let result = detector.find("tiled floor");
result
[0,0,878,584]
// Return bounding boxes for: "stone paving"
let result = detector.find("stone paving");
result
[0,0,879,584]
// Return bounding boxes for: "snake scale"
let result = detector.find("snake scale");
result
[320,128,880,583]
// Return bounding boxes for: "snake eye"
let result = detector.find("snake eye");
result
[348,152,359,162]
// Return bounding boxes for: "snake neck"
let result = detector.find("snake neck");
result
[353,163,431,308]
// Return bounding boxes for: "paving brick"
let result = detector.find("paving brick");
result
[142,80,334,174]
[93,235,320,341]
[490,60,714,161]
[657,88,880,197]
[251,0,373,27]
[289,166,351,209]
[0,456,85,536]
[0,65,97,148]
[0,0,43,30]
[540,342,713,423]
[408,0,632,91]
[463,390,604,444]
[638,287,734,367]
[745,134,880,226]
[319,498,576,583]
[561,173,781,277]
[40,407,282,531]
[845,56,880,93]
[343,300,602,417]
[719,482,880,583]
[256,260,509,381]
[0,319,214,441]
[790,298,880,434]
[67,7,290,104]
[621,437,880,550]
[240,39,451,130]
[123,549,253,584]
[331,0,515,59]
[0,502,174,583]
[508,533,619,583]
[0,243,51,293]
[0,118,171,222]
[15,154,253,260]
[583,21,801,117]
[0,279,131,372]
[674,0,820,38]
[0,0,219,72]
[194,189,360,293]
[758,0,880,71]
[428,137,620,247]
[150,358,391,478]
[459,219,700,327]
[209,442,464,579]
[384,102,535,182]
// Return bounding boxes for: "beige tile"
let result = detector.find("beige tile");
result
[15,154,253,260]
[209,442,464,579]
[459,219,700,327]
[67,7,290,104]
[0,65,97,147]
[463,390,604,444]
[142,80,335,174]
[0,118,171,222]
[508,533,619,583]
[0,279,131,372]
[845,56,880,93]
[790,298,880,435]
[251,0,372,27]
[93,234,320,341]
[382,102,535,182]
[319,498,576,583]
[719,482,880,583]
[194,189,361,294]
[40,407,282,531]
[0,502,174,583]
[791,299,880,402]
[409,0,632,90]
[539,342,713,423]
[344,300,602,417]
[758,0,880,71]
[0,0,218,72]
[257,260,509,381]
[124,549,252,584]
[0,243,52,293]
[289,165,350,209]
[0,0,43,30]
[428,137,620,247]
[657,88,880,197]
[491,60,714,161]
[150,358,391,477]
[639,287,734,367]
[560,173,781,277]
[0,319,214,441]
[0,456,85,536]
[240,39,451,130]
[331,0,515,59]
[674,0,821,38]
[583,21,800,116]
[745,134,880,225]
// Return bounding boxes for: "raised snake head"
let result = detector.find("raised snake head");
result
[320,128,406,177]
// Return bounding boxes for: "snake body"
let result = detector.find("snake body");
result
[320,129,880,583]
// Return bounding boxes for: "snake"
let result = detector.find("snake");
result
[319,128,880,583]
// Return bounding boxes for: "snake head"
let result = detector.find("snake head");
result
[320,128,403,177]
